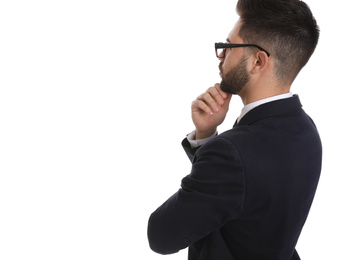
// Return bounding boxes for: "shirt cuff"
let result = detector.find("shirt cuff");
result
[186,130,217,148]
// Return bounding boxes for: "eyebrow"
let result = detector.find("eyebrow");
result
[226,38,231,43]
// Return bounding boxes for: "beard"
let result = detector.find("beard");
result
[219,56,249,94]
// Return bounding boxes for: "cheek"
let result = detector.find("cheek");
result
[222,58,233,73]
[223,51,245,73]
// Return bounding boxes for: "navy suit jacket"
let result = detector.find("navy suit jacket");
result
[148,95,322,260]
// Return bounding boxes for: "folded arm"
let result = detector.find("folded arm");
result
[148,137,245,255]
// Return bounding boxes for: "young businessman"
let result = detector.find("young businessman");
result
[148,0,322,259]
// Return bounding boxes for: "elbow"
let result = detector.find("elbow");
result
[148,235,174,255]
[147,214,181,255]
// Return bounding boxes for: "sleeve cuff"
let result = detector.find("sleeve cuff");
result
[187,130,217,148]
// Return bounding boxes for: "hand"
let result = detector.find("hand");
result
[191,84,232,140]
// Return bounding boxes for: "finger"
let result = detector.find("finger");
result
[198,92,220,112]
[207,86,225,105]
[192,99,214,116]
[214,83,228,99]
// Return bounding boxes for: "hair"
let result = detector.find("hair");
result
[236,0,320,84]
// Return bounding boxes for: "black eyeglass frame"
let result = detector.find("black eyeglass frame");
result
[215,42,270,58]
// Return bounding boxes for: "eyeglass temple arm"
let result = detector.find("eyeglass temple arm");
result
[215,43,270,57]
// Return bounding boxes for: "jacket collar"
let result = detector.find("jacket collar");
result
[234,95,302,127]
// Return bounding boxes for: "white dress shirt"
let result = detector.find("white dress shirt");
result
[187,92,294,148]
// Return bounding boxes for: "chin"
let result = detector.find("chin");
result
[220,81,237,95]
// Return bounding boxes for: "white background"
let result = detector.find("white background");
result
[0,0,342,259]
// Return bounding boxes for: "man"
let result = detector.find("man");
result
[148,0,322,259]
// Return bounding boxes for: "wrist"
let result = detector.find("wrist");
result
[195,128,217,140]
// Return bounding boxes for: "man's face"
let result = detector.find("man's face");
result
[219,20,250,95]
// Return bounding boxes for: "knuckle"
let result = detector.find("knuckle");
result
[203,92,212,100]
[198,101,209,111]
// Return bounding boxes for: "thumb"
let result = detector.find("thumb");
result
[222,93,232,111]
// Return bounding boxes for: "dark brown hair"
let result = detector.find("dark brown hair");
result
[236,0,320,84]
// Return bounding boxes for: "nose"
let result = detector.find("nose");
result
[218,55,225,62]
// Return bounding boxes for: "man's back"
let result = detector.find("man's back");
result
[201,96,322,259]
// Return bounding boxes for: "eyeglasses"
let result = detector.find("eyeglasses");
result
[215,42,271,58]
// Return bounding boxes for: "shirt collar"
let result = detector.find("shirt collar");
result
[237,92,294,123]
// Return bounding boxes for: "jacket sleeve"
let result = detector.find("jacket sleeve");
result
[181,137,201,162]
[147,137,245,255]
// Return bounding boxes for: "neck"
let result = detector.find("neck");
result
[239,83,291,106]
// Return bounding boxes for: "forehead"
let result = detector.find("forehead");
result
[227,19,243,43]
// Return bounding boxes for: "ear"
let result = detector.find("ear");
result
[250,51,269,74]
